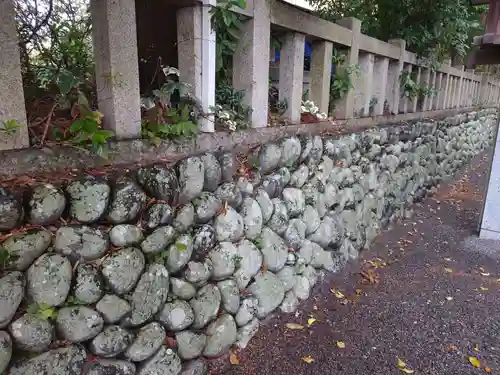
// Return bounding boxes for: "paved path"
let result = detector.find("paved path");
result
[211,151,500,375]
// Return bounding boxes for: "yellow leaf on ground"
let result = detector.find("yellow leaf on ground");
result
[286,323,305,330]
[307,318,317,326]
[301,355,314,364]
[400,368,415,374]
[397,358,407,368]
[469,356,481,368]
[229,351,240,365]
[330,289,345,299]
[336,341,346,348]
[474,344,480,352]
[444,268,453,273]
[480,287,489,292]
[355,289,363,296]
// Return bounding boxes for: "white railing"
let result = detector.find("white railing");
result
[1,0,499,151]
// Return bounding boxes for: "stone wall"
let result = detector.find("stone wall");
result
[0,109,496,375]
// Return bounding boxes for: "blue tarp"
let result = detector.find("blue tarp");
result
[274,41,335,75]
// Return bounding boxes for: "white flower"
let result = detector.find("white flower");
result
[162,66,180,77]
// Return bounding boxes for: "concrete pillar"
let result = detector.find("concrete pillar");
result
[399,64,412,114]
[433,72,442,110]
[200,0,216,132]
[353,52,374,117]
[334,17,361,119]
[439,72,449,109]
[455,66,465,108]
[279,32,305,123]
[419,68,431,111]
[372,56,389,115]
[408,66,421,113]
[91,0,141,139]
[429,71,437,110]
[177,7,202,101]
[449,76,457,108]
[0,0,29,150]
[233,0,270,128]
[480,108,500,239]
[386,39,405,115]
[309,40,333,115]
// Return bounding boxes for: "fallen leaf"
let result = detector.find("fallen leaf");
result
[485,367,492,373]
[469,356,481,368]
[355,289,363,296]
[340,299,349,305]
[307,318,317,326]
[400,368,415,374]
[301,355,314,364]
[229,351,240,365]
[474,344,480,352]
[330,289,345,299]
[397,358,407,368]
[481,272,491,277]
[336,341,346,348]
[480,287,489,292]
[286,323,305,330]
[448,345,458,351]
[446,296,454,301]
[444,268,453,273]
[444,257,453,261]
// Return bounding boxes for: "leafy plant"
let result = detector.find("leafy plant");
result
[329,49,360,114]
[27,302,58,320]
[301,100,327,120]
[210,0,247,82]
[1,120,22,136]
[141,67,199,144]
[215,81,252,130]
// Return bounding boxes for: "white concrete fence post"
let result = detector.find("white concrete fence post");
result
[334,17,361,119]
[91,0,142,139]
[177,7,203,103]
[353,52,374,117]
[279,32,305,123]
[399,64,412,114]
[232,0,271,128]
[309,40,333,115]
[386,39,405,115]
[372,56,389,116]
[0,0,30,150]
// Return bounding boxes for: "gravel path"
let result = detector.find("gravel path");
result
[210,150,500,375]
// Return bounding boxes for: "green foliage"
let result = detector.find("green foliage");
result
[68,115,113,158]
[307,0,487,64]
[27,302,58,320]
[252,236,264,250]
[141,67,199,144]
[399,71,437,101]
[1,120,23,136]
[0,247,19,271]
[400,70,420,99]
[210,0,247,82]
[213,81,252,131]
[329,50,360,114]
